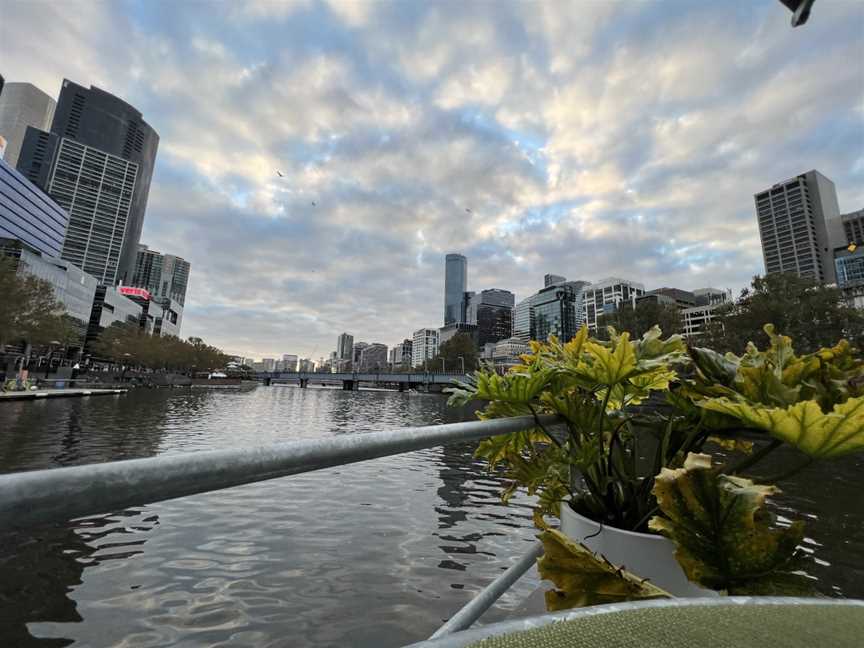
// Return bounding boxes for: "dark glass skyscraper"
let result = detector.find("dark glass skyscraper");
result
[18,79,159,285]
[444,253,467,325]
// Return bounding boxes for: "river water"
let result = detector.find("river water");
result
[0,386,861,647]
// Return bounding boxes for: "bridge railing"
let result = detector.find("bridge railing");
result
[0,415,556,643]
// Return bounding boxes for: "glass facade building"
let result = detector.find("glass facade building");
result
[0,157,68,258]
[444,253,467,325]
[532,283,578,342]
[49,138,138,284]
[836,249,864,287]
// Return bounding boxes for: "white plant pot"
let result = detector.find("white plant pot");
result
[559,504,717,598]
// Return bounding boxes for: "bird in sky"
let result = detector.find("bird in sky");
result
[276,170,284,177]
[311,201,317,206]
[465,208,472,213]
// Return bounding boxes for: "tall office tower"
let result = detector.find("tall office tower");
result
[337,333,354,360]
[841,209,864,245]
[132,244,191,305]
[18,79,159,284]
[444,253,467,325]
[50,139,139,284]
[582,278,644,332]
[544,274,566,287]
[754,170,844,284]
[0,82,56,167]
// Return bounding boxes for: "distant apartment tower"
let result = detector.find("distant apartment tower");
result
[18,79,159,284]
[337,333,354,361]
[583,278,645,332]
[841,209,864,245]
[132,244,191,305]
[754,170,844,284]
[412,328,439,368]
[0,82,56,167]
[444,253,467,325]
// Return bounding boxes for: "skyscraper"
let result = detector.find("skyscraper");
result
[444,253,467,325]
[337,333,354,361]
[0,82,56,167]
[132,244,191,305]
[18,79,159,284]
[754,170,844,284]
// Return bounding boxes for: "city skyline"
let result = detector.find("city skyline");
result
[4,2,862,360]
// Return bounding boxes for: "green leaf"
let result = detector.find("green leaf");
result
[699,396,864,458]
[583,333,637,386]
[473,428,550,469]
[538,529,670,611]
[649,453,805,591]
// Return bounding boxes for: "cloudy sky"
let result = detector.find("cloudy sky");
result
[3,1,863,360]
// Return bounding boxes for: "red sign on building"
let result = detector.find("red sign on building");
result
[119,286,151,300]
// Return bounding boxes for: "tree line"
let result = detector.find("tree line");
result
[597,273,863,353]
[1,254,229,372]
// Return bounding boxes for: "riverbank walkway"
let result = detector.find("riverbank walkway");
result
[0,387,127,401]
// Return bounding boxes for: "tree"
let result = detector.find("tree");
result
[701,273,864,354]
[0,255,70,348]
[433,333,478,371]
[597,300,683,340]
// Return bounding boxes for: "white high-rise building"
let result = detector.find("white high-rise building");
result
[0,82,56,167]
[412,328,439,368]
[582,278,645,332]
[50,138,139,284]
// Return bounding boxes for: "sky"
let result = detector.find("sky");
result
[2,0,863,361]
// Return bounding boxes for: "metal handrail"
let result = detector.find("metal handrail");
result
[429,541,544,639]
[0,414,558,640]
[0,414,555,530]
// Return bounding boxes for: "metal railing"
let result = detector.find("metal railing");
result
[0,415,554,640]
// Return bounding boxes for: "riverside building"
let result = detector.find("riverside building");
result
[754,170,845,284]
[17,79,159,284]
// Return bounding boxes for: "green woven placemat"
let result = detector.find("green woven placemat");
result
[467,604,864,648]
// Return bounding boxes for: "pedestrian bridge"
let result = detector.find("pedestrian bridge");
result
[256,371,471,391]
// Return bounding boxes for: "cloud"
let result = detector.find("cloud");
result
[2,0,862,359]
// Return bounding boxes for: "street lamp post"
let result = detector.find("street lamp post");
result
[458,356,465,374]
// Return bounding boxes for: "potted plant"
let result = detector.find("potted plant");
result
[448,324,864,606]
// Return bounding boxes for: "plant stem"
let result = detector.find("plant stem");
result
[722,439,782,475]
[759,456,816,484]
[633,504,659,532]
[528,404,562,448]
